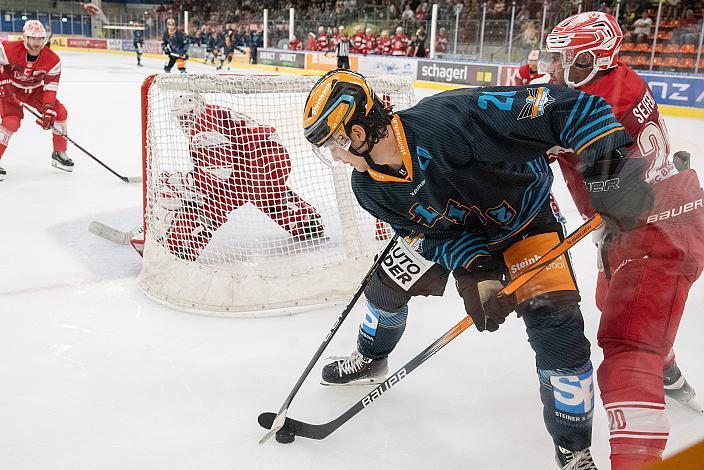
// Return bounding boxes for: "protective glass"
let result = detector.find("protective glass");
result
[311,127,352,168]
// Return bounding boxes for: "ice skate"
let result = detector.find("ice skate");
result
[664,362,704,412]
[51,151,74,172]
[321,351,388,386]
[555,445,598,470]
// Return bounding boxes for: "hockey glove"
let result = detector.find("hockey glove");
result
[583,155,654,231]
[455,268,517,332]
[37,102,58,130]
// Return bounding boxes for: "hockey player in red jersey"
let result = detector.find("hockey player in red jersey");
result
[376,30,392,55]
[0,20,73,180]
[544,12,704,469]
[361,28,377,55]
[351,25,365,53]
[315,26,330,52]
[390,26,409,53]
[517,49,546,85]
[156,93,324,261]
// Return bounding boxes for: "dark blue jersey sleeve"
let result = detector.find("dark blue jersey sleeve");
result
[552,89,633,165]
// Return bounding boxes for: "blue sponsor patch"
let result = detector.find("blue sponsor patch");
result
[361,306,380,337]
[550,369,594,414]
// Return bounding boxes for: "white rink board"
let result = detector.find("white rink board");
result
[0,50,703,470]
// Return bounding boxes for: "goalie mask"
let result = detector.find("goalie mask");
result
[542,11,622,88]
[173,92,206,133]
[303,69,391,172]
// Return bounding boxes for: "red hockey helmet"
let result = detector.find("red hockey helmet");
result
[544,11,622,88]
[23,20,47,38]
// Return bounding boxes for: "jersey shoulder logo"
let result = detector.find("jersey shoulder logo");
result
[518,86,555,120]
[485,200,516,225]
[416,146,432,170]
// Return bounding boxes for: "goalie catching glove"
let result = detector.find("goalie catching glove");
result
[582,152,654,231]
[455,267,517,332]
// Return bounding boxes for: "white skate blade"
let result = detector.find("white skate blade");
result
[320,375,387,386]
[51,160,73,172]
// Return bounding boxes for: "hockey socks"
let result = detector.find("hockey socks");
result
[357,300,408,359]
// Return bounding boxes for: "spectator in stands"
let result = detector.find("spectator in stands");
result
[401,3,415,21]
[435,26,449,54]
[664,0,682,21]
[516,4,531,23]
[631,10,652,43]
[520,21,538,50]
[673,9,701,45]
[415,3,427,21]
[306,32,316,50]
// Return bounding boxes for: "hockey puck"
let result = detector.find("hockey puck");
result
[275,426,296,444]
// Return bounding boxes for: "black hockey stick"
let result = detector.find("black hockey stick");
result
[258,215,602,441]
[21,103,142,183]
[257,234,399,445]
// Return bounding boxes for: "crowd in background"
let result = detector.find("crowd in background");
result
[157,0,703,68]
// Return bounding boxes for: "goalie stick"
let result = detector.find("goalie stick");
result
[88,221,142,245]
[258,234,399,445]
[21,103,142,183]
[257,214,603,441]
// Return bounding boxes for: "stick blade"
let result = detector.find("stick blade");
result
[126,176,142,183]
[88,221,132,245]
[257,411,287,445]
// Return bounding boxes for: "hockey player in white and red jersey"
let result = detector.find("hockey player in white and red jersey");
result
[152,93,325,261]
[0,20,73,180]
[543,11,704,470]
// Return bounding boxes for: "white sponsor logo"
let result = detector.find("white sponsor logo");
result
[362,368,407,407]
[311,82,333,117]
[510,254,541,274]
[646,198,703,224]
[382,237,434,290]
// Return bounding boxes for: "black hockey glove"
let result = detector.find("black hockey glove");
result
[582,154,654,231]
[455,268,517,332]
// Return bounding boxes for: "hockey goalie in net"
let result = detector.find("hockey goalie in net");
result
[136,92,325,260]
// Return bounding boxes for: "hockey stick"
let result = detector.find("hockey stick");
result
[257,234,399,445]
[21,103,142,183]
[257,215,603,441]
[88,221,143,245]
[496,214,603,299]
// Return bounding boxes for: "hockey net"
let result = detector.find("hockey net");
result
[139,73,414,315]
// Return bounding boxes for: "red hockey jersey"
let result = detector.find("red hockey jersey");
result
[0,40,61,103]
[556,62,675,218]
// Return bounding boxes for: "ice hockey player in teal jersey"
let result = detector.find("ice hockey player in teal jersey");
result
[302,70,654,469]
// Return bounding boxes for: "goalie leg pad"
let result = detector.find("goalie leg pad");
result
[164,207,215,261]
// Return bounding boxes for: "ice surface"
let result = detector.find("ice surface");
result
[0,51,702,470]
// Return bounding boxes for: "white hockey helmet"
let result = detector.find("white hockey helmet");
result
[173,92,206,133]
[23,20,48,49]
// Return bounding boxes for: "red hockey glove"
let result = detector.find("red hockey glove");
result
[455,268,517,332]
[37,102,58,130]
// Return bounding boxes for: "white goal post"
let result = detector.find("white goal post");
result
[139,73,414,316]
